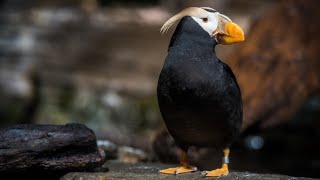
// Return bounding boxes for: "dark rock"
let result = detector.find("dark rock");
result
[61,160,316,180]
[0,123,105,176]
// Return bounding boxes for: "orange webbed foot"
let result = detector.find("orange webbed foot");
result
[159,150,198,175]
[205,148,230,177]
[159,165,197,175]
[204,164,229,177]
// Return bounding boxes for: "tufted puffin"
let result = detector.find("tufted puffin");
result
[157,7,245,177]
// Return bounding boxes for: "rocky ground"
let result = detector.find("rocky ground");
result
[61,161,316,180]
[0,123,317,179]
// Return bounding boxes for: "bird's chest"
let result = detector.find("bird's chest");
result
[160,58,227,104]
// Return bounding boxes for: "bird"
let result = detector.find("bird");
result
[157,7,244,177]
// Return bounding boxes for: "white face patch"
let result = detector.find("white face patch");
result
[191,12,219,37]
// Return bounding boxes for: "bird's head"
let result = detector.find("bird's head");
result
[161,7,245,45]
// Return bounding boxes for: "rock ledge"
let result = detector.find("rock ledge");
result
[62,161,315,180]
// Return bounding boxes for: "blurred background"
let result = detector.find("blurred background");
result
[0,0,319,178]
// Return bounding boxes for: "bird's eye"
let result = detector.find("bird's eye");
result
[202,18,208,23]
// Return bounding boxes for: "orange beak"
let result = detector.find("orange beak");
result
[217,22,245,45]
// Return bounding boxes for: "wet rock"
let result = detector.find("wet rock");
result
[0,123,105,175]
[61,160,315,180]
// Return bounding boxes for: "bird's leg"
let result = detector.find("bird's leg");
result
[205,148,230,177]
[159,150,197,175]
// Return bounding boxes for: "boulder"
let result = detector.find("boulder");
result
[0,123,105,178]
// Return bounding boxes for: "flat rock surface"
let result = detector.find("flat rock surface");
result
[62,161,315,180]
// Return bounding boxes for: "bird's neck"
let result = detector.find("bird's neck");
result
[169,33,217,57]
[168,17,218,58]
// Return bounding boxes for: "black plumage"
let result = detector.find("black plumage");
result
[157,16,242,153]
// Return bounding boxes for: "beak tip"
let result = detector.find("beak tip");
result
[241,35,245,41]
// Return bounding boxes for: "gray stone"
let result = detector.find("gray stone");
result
[61,161,315,180]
